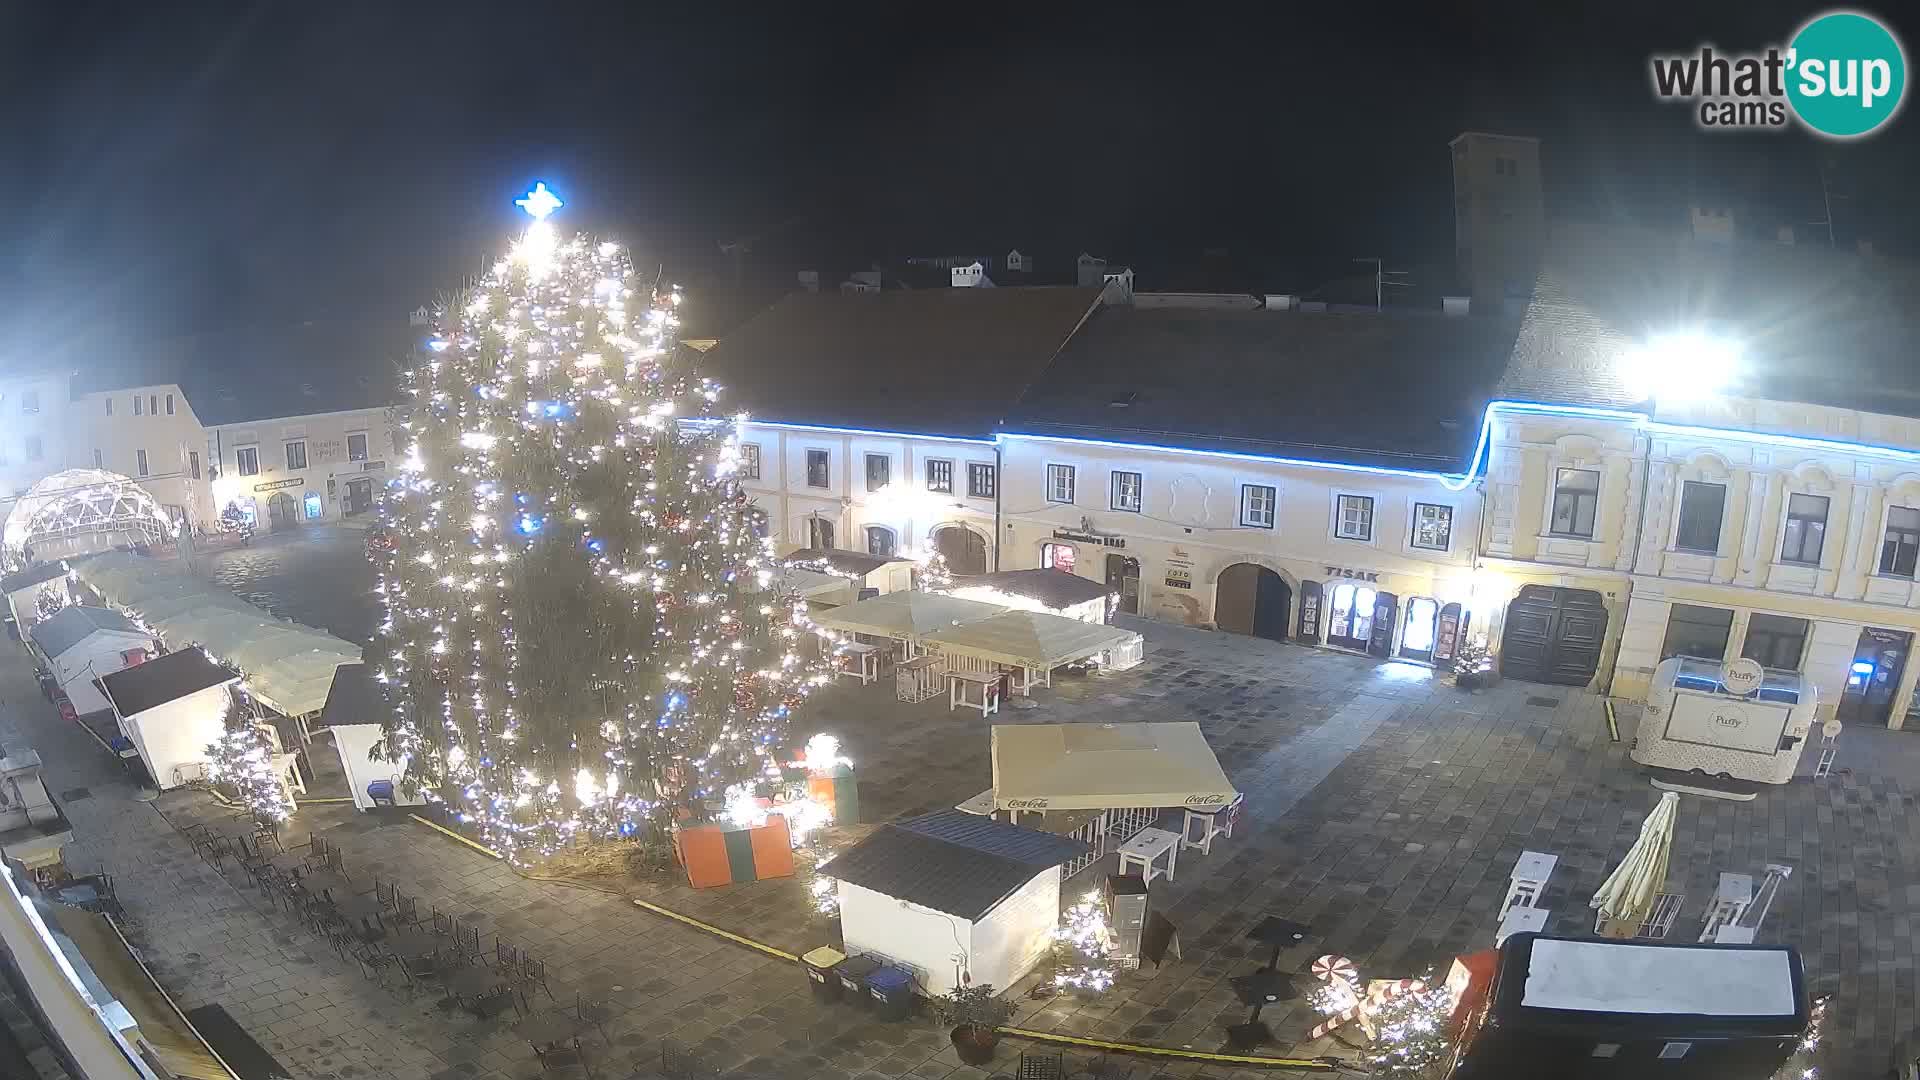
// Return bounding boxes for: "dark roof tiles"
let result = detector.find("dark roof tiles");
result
[97,648,239,716]
[817,810,1088,921]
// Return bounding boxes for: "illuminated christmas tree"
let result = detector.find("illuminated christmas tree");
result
[206,692,293,826]
[372,183,828,863]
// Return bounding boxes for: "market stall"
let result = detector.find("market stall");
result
[810,590,1006,661]
[762,565,859,610]
[949,568,1114,625]
[321,663,425,811]
[1635,656,1821,788]
[817,809,1088,996]
[782,547,914,598]
[1452,934,1807,1077]
[97,648,242,791]
[921,609,1144,695]
[29,606,154,716]
[985,722,1238,877]
[0,561,70,635]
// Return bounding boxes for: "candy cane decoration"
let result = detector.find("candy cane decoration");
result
[1311,977,1428,1041]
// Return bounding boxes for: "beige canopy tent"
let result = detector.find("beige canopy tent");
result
[763,565,857,604]
[810,590,1006,644]
[921,609,1143,686]
[990,722,1238,812]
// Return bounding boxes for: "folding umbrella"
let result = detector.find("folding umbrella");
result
[1590,791,1679,927]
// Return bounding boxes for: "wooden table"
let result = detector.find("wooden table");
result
[1495,905,1549,947]
[836,642,880,685]
[445,964,507,999]
[1115,827,1181,884]
[514,1012,579,1050]
[946,670,1000,716]
[303,873,355,902]
[382,929,443,962]
[896,655,943,702]
[332,893,386,937]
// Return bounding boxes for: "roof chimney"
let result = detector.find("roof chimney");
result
[1442,296,1471,316]
[952,261,987,288]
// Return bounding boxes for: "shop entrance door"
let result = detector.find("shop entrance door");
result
[1105,554,1140,615]
[267,492,298,530]
[1838,627,1912,728]
[1499,585,1608,686]
[344,478,374,516]
[1400,597,1439,663]
[1326,582,1376,652]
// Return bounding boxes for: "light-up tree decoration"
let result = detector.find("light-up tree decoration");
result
[205,690,293,826]
[371,183,829,862]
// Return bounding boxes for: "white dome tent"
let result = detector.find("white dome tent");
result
[2,469,177,570]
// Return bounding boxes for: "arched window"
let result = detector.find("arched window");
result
[865,526,896,557]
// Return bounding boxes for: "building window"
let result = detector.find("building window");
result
[807,516,835,549]
[20,390,38,415]
[189,451,201,480]
[865,453,890,492]
[865,526,896,557]
[1880,506,1920,578]
[805,449,830,489]
[1041,542,1076,573]
[165,393,175,415]
[146,394,156,415]
[1549,468,1600,538]
[926,458,954,494]
[1674,481,1727,553]
[1335,494,1374,541]
[133,395,144,416]
[136,449,149,477]
[1240,484,1276,529]
[1110,471,1142,513]
[1660,604,1732,661]
[24,436,41,462]
[1411,502,1453,550]
[1742,613,1811,672]
[92,448,104,469]
[104,398,114,417]
[236,446,260,477]
[1780,493,1829,564]
[967,462,996,499]
[285,440,308,471]
[1046,464,1075,504]
[738,443,761,480]
[347,433,368,461]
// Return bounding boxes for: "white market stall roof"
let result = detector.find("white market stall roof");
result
[28,605,146,662]
[70,552,360,717]
[990,722,1238,812]
[810,590,1006,641]
[762,565,852,600]
[922,609,1140,670]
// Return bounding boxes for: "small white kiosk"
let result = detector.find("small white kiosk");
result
[1635,657,1822,786]
[320,663,425,811]
[97,648,243,791]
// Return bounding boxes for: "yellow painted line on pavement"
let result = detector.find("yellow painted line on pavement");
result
[999,1027,1334,1069]
[407,813,503,859]
[628,897,799,962]
[1604,698,1620,742]
[300,796,355,804]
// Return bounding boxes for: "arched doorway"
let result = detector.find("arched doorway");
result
[1499,585,1608,685]
[934,526,988,575]
[267,492,298,530]
[1215,563,1292,642]
[1105,554,1140,615]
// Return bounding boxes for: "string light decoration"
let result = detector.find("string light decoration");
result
[913,549,954,593]
[205,691,293,826]
[1363,980,1457,1079]
[1772,994,1828,1080]
[1051,892,1116,993]
[32,589,67,624]
[371,182,831,863]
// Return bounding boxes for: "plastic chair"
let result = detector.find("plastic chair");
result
[1020,1051,1066,1080]
[533,1036,594,1076]
[395,894,420,929]
[576,991,612,1044]
[367,779,396,806]
[431,906,455,937]
[522,954,553,1001]
[456,921,482,963]
[495,938,520,973]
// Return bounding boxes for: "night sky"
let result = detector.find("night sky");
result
[1,2,1913,384]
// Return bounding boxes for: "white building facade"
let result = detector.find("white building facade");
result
[70,383,216,532]
[206,407,401,530]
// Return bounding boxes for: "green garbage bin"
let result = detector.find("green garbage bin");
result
[835,954,881,1004]
[801,946,846,1002]
[866,967,914,1021]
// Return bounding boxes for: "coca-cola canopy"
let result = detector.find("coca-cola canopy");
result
[990,722,1238,813]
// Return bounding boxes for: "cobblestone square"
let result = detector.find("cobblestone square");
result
[7,531,1915,1077]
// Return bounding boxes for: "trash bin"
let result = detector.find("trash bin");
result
[866,966,914,1021]
[801,946,846,1002]
[835,954,881,1003]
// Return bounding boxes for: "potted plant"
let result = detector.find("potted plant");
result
[940,983,1014,1066]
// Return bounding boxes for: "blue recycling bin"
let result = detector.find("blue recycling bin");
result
[866,967,914,1021]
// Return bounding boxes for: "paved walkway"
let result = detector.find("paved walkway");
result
[9,610,1907,1076]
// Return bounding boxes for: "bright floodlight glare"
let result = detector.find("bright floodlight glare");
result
[1620,333,1739,402]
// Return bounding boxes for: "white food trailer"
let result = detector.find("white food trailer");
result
[1635,657,1823,785]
